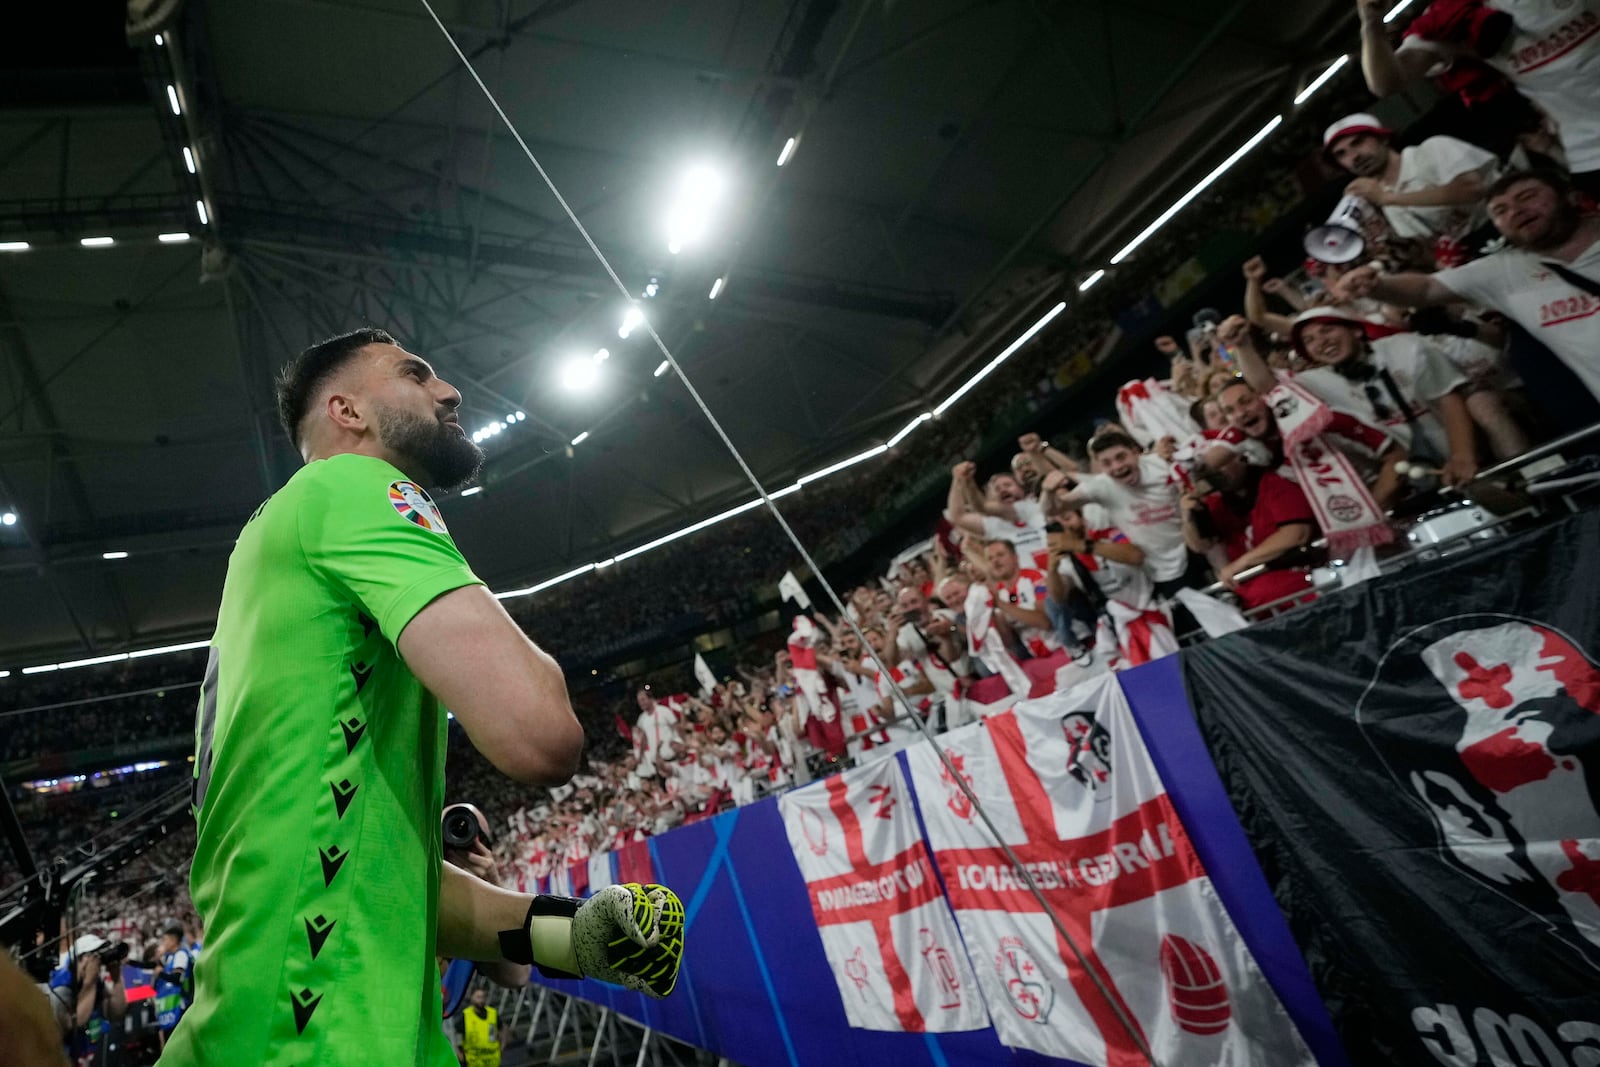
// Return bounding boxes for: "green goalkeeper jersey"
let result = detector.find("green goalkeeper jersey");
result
[159,454,481,1066]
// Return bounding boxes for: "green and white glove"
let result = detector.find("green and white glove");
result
[502,882,685,999]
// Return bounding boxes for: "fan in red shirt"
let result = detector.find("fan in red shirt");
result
[1179,438,1320,612]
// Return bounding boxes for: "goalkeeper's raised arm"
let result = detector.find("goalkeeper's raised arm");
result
[438,866,685,999]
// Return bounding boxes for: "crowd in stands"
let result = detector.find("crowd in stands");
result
[1,655,203,764]
[8,0,1600,966]
[485,0,1600,883]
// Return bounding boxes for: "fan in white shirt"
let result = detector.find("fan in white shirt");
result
[980,539,1059,660]
[945,461,1051,570]
[631,688,682,779]
[887,587,967,693]
[1270,307,1478,487]
[1323,114,1499,254]
[1337,170,1600,411]
[1058,431,1191,591]
[861,626,934,751]
[1364,0,1600,185]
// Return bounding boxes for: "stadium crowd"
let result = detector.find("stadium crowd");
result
[7,1,1600,1047]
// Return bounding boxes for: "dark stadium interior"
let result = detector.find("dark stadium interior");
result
[5,0,1600,1063]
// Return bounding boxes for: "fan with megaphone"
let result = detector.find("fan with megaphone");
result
[1304,194,1388,265]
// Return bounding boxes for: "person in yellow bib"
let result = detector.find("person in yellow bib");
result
[158,328,684,1066]
[460,988,500,1067]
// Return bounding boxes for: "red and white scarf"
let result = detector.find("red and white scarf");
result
[1266,379,1395,557]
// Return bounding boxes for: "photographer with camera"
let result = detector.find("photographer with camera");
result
[48,934,128,1064]
[439,804,529,1027]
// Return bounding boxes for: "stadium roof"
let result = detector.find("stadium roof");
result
[0,0,1353,663]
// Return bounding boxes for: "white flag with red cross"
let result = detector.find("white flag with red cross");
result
[779,754,990,1033]
[904,673,1314,1065]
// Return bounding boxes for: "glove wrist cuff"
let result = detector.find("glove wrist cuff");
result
[498,895,581,979]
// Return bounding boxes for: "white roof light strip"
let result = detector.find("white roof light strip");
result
[1109,115,1283,265]
[933,301,1067,417]
[13,103,1313,670]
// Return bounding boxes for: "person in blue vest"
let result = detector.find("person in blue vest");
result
[153,920,194,1047]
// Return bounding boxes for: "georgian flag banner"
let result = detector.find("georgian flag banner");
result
[905,674,1314,1065]
[778,754,990,1033]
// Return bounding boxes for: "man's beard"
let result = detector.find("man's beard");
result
[375,405,483,490]
[1516,200,1583,253]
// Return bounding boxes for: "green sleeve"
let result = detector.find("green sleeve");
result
[296,456,484,645]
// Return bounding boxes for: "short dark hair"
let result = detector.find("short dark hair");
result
[274,327,396,448]
[1486,167,1575,203]
[1087,430,1141,456]
[986,538,1017,555]
[985,471,1019,491]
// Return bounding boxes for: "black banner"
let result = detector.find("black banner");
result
[1183,509,1600,1066]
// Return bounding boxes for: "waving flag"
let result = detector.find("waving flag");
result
[779,755,989,1033]
[905,674,1315,1065]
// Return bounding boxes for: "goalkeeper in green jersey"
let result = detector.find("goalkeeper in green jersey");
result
[159,328,684,1067]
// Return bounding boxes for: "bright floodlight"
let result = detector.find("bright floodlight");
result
[515,411,526,421]
[80,237,115,247]
[664,164,725,255]
[183,146,196,174]
[0,242,30,252]
[158,232,190,243]
[776,136,798,167]
[102,551,129,560]
[619,306,645,339]
[653,360,670,378]
[166,85,181,115]
[1,512,17,526]
[708,276,725,300]
[593,348,610,363]
[561,357,599,391]
[196,200,208,225]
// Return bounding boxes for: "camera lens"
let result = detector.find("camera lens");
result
[442,808,478,849]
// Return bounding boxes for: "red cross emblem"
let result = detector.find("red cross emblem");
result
[1453,652,1515,708]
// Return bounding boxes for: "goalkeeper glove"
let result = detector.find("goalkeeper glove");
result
[499,882,685,999]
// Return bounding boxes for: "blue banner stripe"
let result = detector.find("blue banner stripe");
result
[650,832,707,1047]
[1120,654,1350,1067]
[723,829,802,1067]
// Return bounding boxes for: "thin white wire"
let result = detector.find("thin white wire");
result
[412,4,1156,1059]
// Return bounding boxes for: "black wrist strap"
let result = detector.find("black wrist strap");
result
[497,894,580,978]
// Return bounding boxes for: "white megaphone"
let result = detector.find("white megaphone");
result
[1304,194,1383,265]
